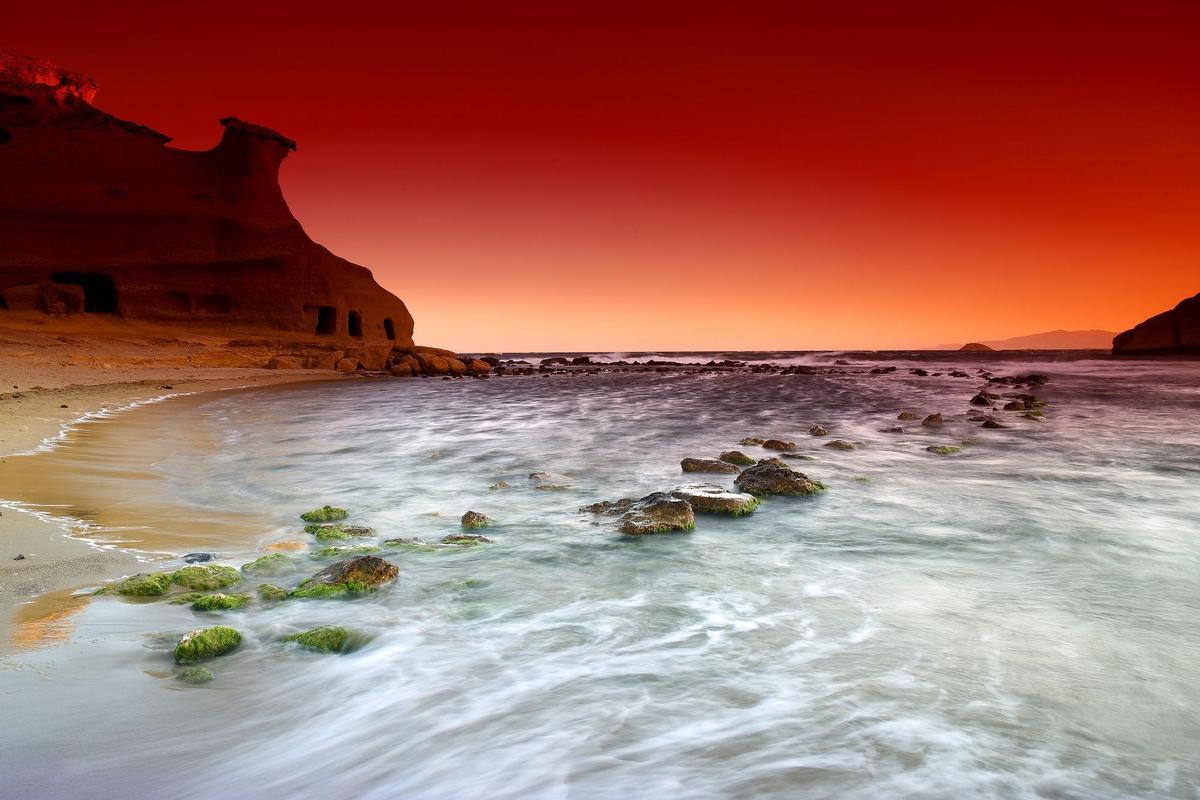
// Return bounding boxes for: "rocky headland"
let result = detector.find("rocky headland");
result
[1112,291,1200,355]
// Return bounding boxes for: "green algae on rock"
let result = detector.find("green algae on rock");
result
[108,572,174,597]
[283,625,368,654]
[926,445,963,455]
[290,555,399,600]
[671,484,760,516]
[733,458,826,496]
[383,538,445,552]
[300,505,349,523]
[257,584,289,602]
[309,545,382,559]
[307,524,376,541]
[173,565,242,591]
[241,553,301,576]
[719,450,756,466]
[190,593,251,612]
[461,510,493,530]
[176,666,215,684]
[168,592,208,605]
[442,533,492,546]
[173,626,242,663]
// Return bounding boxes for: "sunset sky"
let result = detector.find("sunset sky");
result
[8,2,1199,350]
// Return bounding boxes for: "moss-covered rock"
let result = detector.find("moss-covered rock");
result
[257,583,289,602]
[290,556,399,599]
[283,625,368,654]
[926,445,963,456]
[300,505,349,523]
[173,565,241,591]
[190,593,251,612]
[309,545,382,559]
[383,537,445,552]
[173,626,242,663]
[734,458,826,496]
[168,592,208,605]
[241,553,301,576]
[176,666,215,684]
[719,450,756,466]
[110,572,174,597]
[671,484,760,516]
[461,511,493,529]
[442,533,492,546]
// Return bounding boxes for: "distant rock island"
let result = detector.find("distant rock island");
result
[0,52,412,350]
[1112,292,1200,355]
[939,330,1117,350]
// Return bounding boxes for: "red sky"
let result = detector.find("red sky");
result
[8,2,1200,350]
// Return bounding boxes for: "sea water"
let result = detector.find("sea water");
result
[1,352,1198,799]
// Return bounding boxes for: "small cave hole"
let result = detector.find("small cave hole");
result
[0,127,12,145]
[348,310,363,338]
[310,305,336,335]
[49,272,119,314]
[383,317,395,340]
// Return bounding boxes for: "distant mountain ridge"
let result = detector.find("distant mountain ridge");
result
[933,329,1116,350]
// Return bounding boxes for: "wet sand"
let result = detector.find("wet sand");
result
[0,374,346,653]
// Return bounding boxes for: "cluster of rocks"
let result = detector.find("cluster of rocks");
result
[263,344,494,379]
[96,502,501,684]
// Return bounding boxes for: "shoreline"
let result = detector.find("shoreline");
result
[0,369,349,654]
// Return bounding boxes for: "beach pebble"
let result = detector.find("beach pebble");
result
[182,552,218,564]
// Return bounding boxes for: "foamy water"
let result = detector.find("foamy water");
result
[2,353,1199,799]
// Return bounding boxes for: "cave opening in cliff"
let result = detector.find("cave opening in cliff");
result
[49,272,119,314]
[383,318,395,340]
[348,310,363,338]
[309,305,336,335]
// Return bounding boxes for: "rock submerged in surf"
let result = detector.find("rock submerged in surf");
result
[921,413,944,427]
[173,565,242,591]
[733,458,825,496]
[671,484,760,516]
[190,592,251,612]
[173,626,242,663]
[176,665,215,684]
[824,439,857,451]
[107,572,175,597]
[897,411,921,421]
[256,584,289,602]
[290,556,399,599]
[461,511,493,529]
[241,553,301,576]
[926,445,962,455]
[283,625,368,654]
[719,450,756,466]
[680,457,740,474]
[442,533,492,546]
[808,425,828,436]
[582,493,696,535]
[762,439,797,451]
[299,505,349,523]
[309,545,382,559]
[305,523,375,541]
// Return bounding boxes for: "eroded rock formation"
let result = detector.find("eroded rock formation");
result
[0,52,413,347]
[1112,292,1200,355]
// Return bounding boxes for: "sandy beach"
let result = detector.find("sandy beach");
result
[0,328,349,652]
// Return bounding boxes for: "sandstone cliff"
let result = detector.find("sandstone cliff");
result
[0,52,413,348]
[1112,292,1200,355]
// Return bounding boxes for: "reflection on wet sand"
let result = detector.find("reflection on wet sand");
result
[9,589,91,652]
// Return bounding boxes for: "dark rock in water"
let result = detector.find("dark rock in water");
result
[967,411,989,422]
[834,359,851,365]
[1022,410,1046,420]
[762,439,797,451]
[910,368,929,376]
[897,411,921,421]
[719,450,756,466]
[671,484,759,516]
[739,437,766,446]
[442,533,492,546]
[13,553,25,561]
[583,493,695,535]
[618,494,695,535]
[926,445,962,455]
[570,356,592,365]
[1113,292,1200,353]
[808,425,828,436]
[922,413,944,427]
[869,366,898,374]
[980,418,1007,429]
[182,552,217,564]
[461,511,493,529]
[176,666,215,684]
[734,458,825,496]
[824,439,856,451]
[681,457,740,474]
[292,556,399,599]
[300,505,349,523]
[881,426,904,433]
[173,626,241,663]
[970,393,994,407]
[540,357,571,366]
[949,370,970,378]
[960,342,994,351]
[1003,400,1026,411]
